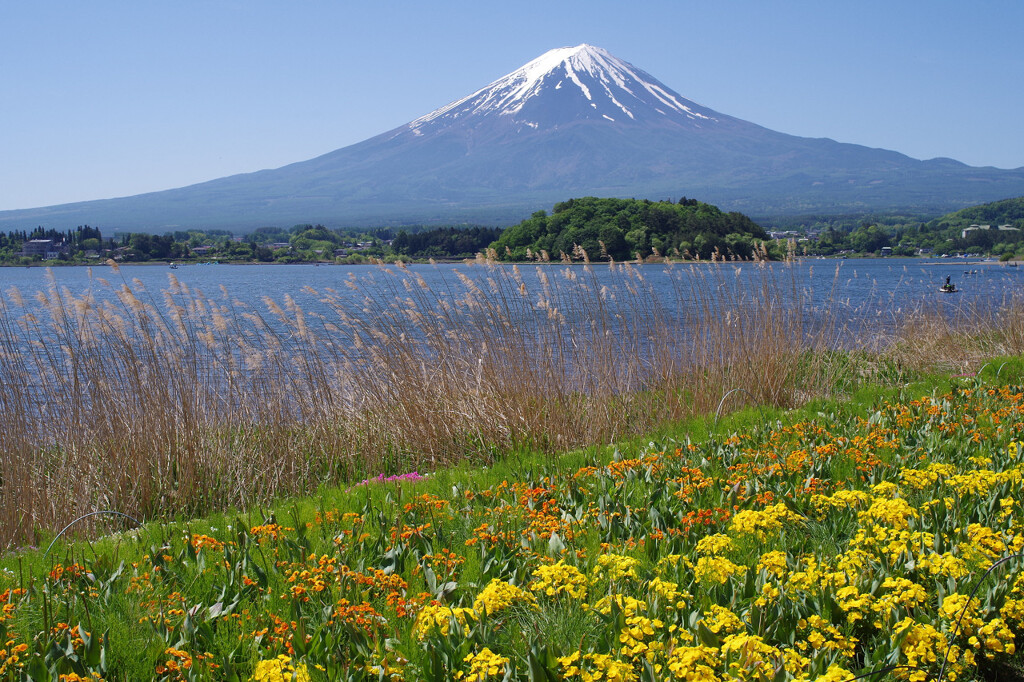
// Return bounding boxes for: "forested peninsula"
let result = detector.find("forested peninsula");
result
[489,197,768,261]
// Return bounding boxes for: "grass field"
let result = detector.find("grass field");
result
[1,359,1023,680]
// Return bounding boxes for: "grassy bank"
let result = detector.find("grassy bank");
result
[1,359,1023,680]
[2,259,1023,550]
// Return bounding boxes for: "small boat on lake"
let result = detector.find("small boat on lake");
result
[940,276,958,293]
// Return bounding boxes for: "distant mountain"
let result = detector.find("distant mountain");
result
[3,44,1024,231]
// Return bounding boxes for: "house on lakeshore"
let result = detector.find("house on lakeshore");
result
[20,238,66,260]
[962,224,1022,239]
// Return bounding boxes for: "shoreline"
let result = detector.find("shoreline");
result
[4,256,1020,268]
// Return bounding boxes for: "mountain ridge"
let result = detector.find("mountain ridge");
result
[2,44,1023,231]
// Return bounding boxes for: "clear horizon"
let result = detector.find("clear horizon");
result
[2,0,1023,212]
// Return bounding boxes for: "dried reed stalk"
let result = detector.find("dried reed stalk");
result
[0,259,1016,548]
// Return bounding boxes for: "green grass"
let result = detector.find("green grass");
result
[4,358,1023,680]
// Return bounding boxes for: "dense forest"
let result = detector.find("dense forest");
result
[391,226,504,260]
[488,197,768,261]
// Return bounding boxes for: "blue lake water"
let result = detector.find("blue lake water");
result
[1,258,1021,344]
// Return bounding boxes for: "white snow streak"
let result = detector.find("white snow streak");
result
[408,43,715,130]
[564,65,592,100]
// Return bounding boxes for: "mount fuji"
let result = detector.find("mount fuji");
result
[3,44,1024,230]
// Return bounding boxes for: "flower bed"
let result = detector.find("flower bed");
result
[2,379,1024,680]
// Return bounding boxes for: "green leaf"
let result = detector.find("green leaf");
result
[548,532,565,556]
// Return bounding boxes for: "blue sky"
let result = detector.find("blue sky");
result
[2,0,1023,211]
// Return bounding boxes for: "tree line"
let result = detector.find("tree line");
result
[5,195,1020,266]
[784,197,1024,258]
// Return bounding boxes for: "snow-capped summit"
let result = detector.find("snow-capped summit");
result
[407,44,718,134]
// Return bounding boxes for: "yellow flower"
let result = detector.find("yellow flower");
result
[892,618,964,682]
[870,480,900,497]
[695,534,734,556]
[960,523,1007,562]
[473,579,537,617]
[530,561,588,600]
[872,577,928,623]
[593,554,641,582]
[755,550,788,578]
[694,556,745,585]
[665,644,720,680]
[729,503,799,539]
[456,647,509,681]
[976,619,1016,658]
[917,552,969,579]
[814,664,854,682]
[702,605,744,635]
[648,576,687,609]
[858,497,917,530]
[939,594,983,636]
[559,651,638,681]
[1000,597,1024,625]
[947,470,999,497]
[595,594,647,618]
[618,613,666,662]
[720,633,779,681]
[412,604,475,639]
[251,655,311,682]
[835,585,874,625]
[795,615,857,657]
[810,489,872,517]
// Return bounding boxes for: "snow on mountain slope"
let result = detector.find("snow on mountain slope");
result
[406,44,718,135]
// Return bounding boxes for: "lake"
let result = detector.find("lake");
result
[1,256,1021,436]
[2,258,1020,328]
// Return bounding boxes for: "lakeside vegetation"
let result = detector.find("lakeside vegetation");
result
[1,249,1024,678]
[3,361,1024,680]
[3,196,1023,266]
[2,255,1022,547]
